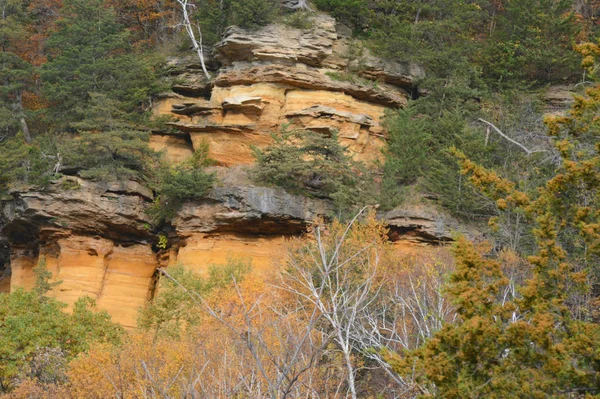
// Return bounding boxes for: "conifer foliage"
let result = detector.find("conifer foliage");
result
[387,44,600,398]
[251,128,375,217]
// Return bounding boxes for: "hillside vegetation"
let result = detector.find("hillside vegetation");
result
[1,0,600,397]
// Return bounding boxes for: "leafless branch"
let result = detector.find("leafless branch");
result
[477,118,546,156]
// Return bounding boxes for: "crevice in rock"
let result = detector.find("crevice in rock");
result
[387,225,453,245]
[96,248,113,300]
[0,238,11,293]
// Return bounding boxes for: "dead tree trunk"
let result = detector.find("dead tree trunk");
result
[176,0,211,80]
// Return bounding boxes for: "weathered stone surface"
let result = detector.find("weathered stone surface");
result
[10,235,157,328]
[1,176,153,245]
[174,184,332,236]
[171,100,222,116]
[215,14,338,67]
[164,54,218,97]
[156,81,391,165]
[354,54,425,92]
[152,14,421,167]
[286,105,374,126]
[222,96,264,114]
[169,122,256,134]
[189,130,274,166]
[380,205,470,243]
[169,233,286,276]
[214,65,408,107]
[149,133,195,164]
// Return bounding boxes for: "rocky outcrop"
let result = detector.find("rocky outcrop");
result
[0,170,332,326]
[381,206,471,243]
[0,177,159,327]
[1,177,154,246]
[175,184,332,236]
[543,85,576,115]
[214,16,338,67]
[152,13,421,166]
[0,14,454,329]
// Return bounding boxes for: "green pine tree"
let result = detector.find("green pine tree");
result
[40,0,161,129]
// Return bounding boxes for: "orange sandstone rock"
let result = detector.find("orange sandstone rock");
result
[9,236,157,329]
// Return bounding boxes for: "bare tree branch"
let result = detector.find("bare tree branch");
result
[477,118,546,156]
[282,0,314,11]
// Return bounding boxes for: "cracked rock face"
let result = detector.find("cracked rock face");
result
[151,13,422,167]
[1,177,154,245]
[174,184,333,236]
[215,14,339,67]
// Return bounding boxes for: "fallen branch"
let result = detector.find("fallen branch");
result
[477,118,545,156]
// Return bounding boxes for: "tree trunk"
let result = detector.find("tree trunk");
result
[177,0,211,80]
[16,92,32,144]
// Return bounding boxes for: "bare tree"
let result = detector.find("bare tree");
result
[279,210,384,399]
[157,269,326,399]
[282,0,314,11]
[352,260,455,396]
[175,0,211,80]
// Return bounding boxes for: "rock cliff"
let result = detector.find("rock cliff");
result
[150,14,421,166]
[0,14,466,327]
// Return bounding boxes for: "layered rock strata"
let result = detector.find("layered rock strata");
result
[0,172,336,326]
[151,13,422,166]
[0,15,466,329]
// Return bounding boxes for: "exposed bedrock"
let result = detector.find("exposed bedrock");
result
[151,13,422,167]
[0,15,470,329]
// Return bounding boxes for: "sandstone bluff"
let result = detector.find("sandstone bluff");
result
[0,15,465,327]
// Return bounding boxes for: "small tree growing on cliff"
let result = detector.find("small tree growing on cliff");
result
[251,128,376,218]
[147,142,216,226]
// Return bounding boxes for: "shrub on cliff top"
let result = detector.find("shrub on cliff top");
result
[147,142,216,226]
[0,133,62,192]
[251,128,376,218]
[195,0,282,45]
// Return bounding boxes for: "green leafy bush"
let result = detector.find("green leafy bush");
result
[0,259,122,391]
[251,128,376,217]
